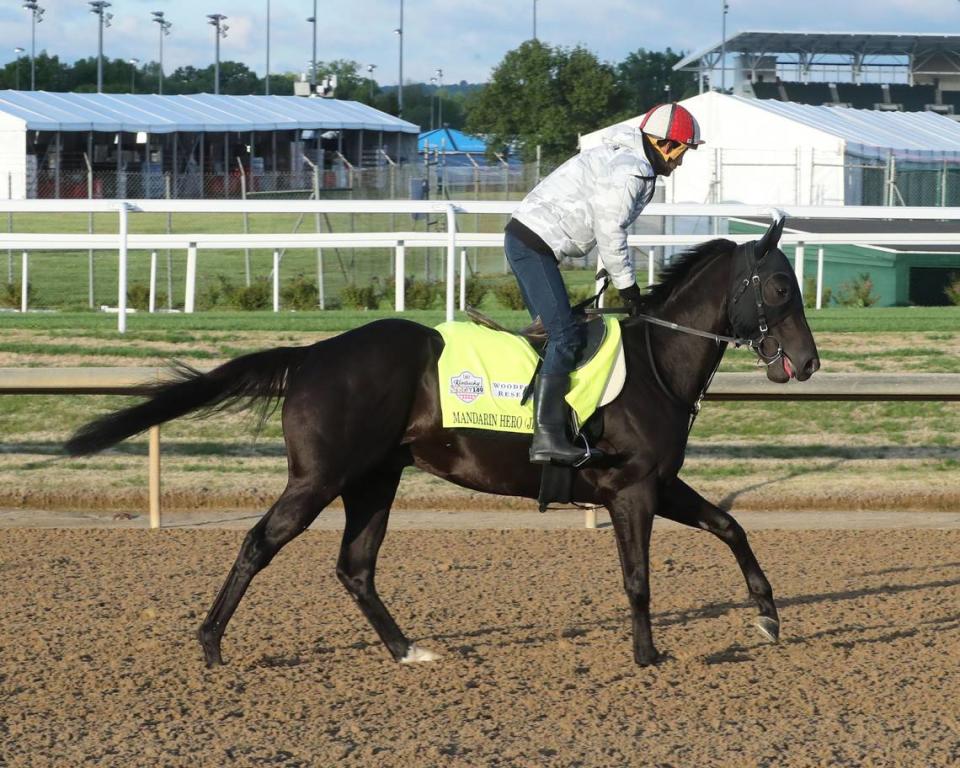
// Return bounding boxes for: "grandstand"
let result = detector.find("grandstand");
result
[674,32,960,117]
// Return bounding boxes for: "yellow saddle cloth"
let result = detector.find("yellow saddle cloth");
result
[435,317,625,435]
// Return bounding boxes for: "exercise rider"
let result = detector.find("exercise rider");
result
[505,102,704,466]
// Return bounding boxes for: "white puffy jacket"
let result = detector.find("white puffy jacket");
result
[511,126,657,290]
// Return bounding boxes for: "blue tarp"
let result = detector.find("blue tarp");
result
[0,91,420,134]
[418,127,487,153]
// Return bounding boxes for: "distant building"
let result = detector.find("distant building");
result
[0,91,420,199]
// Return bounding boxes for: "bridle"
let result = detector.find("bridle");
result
[728,240,785,368]
[585,239,793,429]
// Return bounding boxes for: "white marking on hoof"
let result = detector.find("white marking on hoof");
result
[400,644,440,664]
[754,616,780,644]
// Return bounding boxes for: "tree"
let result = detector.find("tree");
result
[613,48,697,119]
[465,41,617,162]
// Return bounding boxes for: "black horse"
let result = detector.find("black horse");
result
[66,218,819,667]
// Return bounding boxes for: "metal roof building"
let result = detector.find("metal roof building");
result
[673,31,960,95]
[0,91,420,199]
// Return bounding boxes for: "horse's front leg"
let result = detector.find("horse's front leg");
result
[659,478,779,643]
[604,480,659,666]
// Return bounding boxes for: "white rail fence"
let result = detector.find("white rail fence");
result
[3,367,958,529]
[3,200,960,331]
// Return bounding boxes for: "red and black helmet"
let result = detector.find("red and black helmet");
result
[639,103,704,165]
[639,103,705,148]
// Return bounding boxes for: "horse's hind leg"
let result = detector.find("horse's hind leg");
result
[198,479,336,667]
[337,461,436,663]
[659,478,780,643]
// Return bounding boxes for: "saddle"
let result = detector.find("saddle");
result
[464,306,608,370]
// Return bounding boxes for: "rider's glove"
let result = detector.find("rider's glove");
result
[617,283,643,316]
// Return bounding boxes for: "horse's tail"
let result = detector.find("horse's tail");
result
[65,346,309,457]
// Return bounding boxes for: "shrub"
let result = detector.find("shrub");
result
[834,273,879,308]
[281,273,319,310]
[803,276,832,309]
[464,276,488,308]
[945,274,960,306]
[0,281,33,308]
[493,280,526,310]
[234,278,272,311]
[406,278,440,309]
[340,282,380,310]
[196,274,236,310]
[127,281,167,311]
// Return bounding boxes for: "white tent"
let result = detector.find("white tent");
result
[580,91,960,207]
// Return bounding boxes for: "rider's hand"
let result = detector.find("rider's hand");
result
[618,283,642,315]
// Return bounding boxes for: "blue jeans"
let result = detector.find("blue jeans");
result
[504,230,584,375]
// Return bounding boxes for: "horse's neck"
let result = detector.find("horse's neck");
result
[639,253,732,406]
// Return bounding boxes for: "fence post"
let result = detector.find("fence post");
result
[165,174,173,311]
[20,251,27,313]
[149,425,161,529]
[816,246,824,310]
[185,242,197,313]
[273,249,280,312]
[445,204,456,322]
[459,248,467,311]
[312,165,324,310]
[238,158,251,287]
[117,203,129,334]
[395,241,405,311]
[7,173,13,285]
[149,251,157,313]
[647,248,655,287]
[85,153,94,308]
[795,242,805,297]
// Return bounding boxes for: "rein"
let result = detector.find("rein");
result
[585,240,785,430]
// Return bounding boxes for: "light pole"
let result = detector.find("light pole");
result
[14,47,25,90]
[429,76,437,131]
[720,0,729,92]
[207,14,229,95]
[265,0,271,94]
[394,0,404,117]
[22,2,44,92]
[366,64,377,101]
[151,11,172,95]
[89,2,112,94]
[435,68,443,129]
[128,58,139,93]
[533,0,538,41]
[307,1,317,88]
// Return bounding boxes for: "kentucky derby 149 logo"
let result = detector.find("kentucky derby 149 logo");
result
[450,371,484,403]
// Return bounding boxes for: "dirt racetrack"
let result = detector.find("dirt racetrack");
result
[3,526,960,767]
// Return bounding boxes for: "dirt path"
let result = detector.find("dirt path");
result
[2,528,960,766]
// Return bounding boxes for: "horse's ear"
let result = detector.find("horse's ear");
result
[757,216,786,256]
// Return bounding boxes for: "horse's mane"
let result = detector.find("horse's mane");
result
[636,238,736,311]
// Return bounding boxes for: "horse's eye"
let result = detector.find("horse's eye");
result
[762,273,793,306]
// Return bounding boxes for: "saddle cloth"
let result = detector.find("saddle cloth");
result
[436,316,626,435]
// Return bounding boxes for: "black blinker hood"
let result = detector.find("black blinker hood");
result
[727,218,801,341]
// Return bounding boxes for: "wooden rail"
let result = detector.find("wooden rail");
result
[2,368,958,529]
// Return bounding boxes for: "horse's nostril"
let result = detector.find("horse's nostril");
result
[805,358,820,376]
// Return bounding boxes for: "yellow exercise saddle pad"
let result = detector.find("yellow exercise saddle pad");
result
[435,316,625,435]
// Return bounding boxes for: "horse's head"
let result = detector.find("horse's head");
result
[728,218,820,383]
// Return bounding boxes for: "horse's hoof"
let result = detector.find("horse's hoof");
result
[754,616,780,643]
[635,649,662,667]
[400,644,440,664]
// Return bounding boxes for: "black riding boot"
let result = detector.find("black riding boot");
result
[529,373,590,466]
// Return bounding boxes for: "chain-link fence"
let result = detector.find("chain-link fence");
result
[26,155,550,204]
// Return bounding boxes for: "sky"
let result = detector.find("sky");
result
[0,0,958,86]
